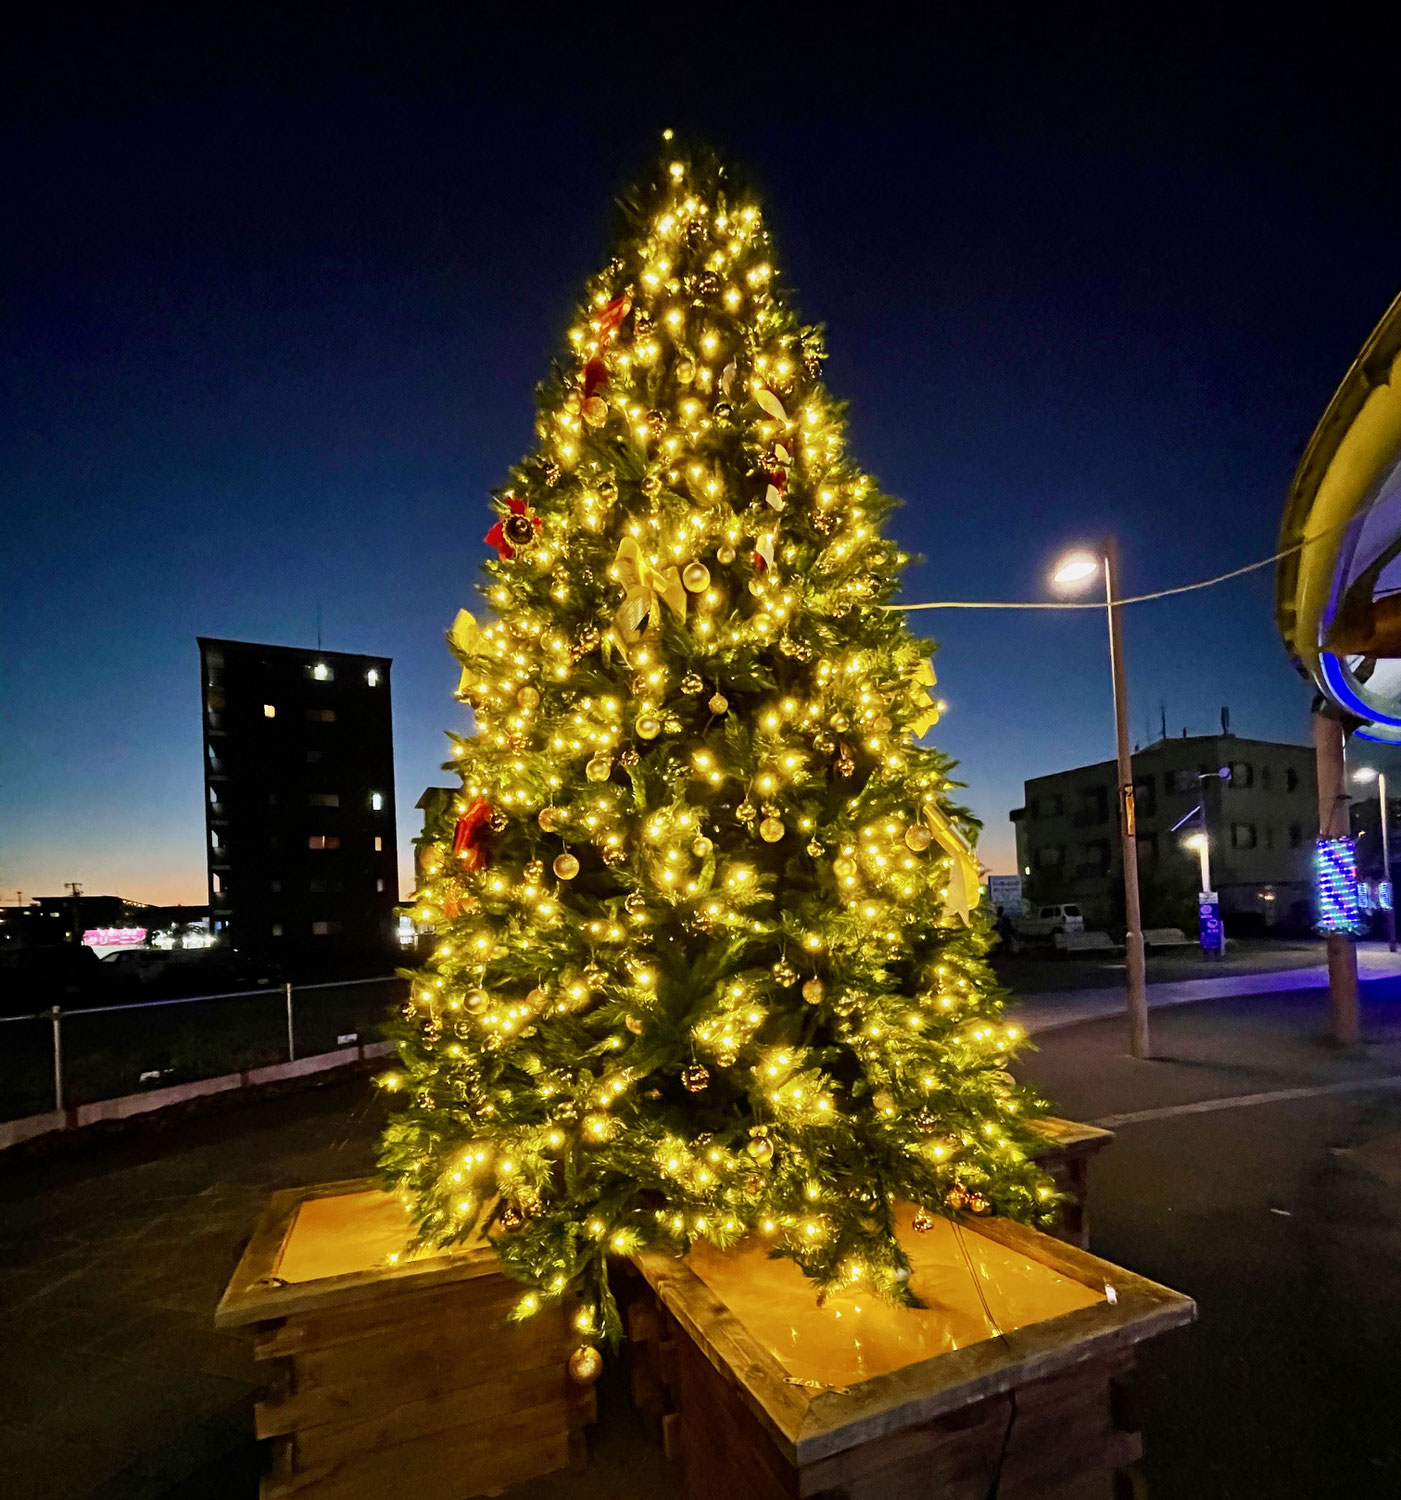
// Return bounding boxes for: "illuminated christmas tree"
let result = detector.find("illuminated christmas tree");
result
[378,140,1055,1358]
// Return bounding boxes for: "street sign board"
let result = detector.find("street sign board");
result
[987,875,1024,918]
[1197,890,1225,955]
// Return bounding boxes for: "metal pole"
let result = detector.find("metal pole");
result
[50,1005,64,1114]
[1381,772,1397,953]
[1104,539,1150,1058]
[1313,710,1360,1045]
[285,982,296,1063]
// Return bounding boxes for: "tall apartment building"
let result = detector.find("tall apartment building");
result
[199,638,398,969]
[1010,733,1318,931]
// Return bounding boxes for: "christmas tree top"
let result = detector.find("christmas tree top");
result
[379,137,1054,1357]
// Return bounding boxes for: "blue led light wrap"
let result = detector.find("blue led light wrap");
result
[1315,837,1365,935]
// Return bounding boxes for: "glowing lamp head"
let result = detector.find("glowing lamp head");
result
[1183,833,1208,853]
[1353,766,1379,784]
[1050,550,1102,592]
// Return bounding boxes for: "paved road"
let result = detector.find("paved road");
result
[5,983,1401,1497]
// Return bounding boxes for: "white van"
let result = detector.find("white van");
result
[1016,903,1086,940]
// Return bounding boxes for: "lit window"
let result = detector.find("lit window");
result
[371,792,384,811]
[308,793,340,808]
[271,923,284,937]
[366,668,381,686]
[374,836,383,852]
[263,704,276,718]
[308,835,341,850]
[312,920,343,936]
[376,878,385,892]
[311,662,332,682]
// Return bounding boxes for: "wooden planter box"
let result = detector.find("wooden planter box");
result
[625,1205,1193,1500]
[216,1178,593,1500]
[1029,1116,1115,1250]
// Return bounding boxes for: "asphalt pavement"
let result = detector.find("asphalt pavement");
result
[4,975,1401,1497]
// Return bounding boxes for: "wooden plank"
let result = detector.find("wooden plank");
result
[255,1275,522,1359]
[216,1187,305,1328]
[280,1364,570,1464]
[256,1307,566,1433]
[263,1401,572,1500]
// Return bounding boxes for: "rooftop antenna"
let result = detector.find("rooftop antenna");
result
[316,603,323,652]
[1160,703,1168,741]
[1221,705,1231,735]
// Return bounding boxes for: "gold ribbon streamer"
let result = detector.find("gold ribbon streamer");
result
[910,660,940,737]
[610,536,686,648]
[922,801,982,926]
[448,609,484,701]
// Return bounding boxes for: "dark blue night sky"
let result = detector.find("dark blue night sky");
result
[5,14,1400,901]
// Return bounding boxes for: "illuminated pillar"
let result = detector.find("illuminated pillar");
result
[1313,709,1360,1045]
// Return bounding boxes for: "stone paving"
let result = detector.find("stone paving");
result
[5,983,1401,1497]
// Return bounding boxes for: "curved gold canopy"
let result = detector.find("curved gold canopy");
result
[1276,292,1401,740]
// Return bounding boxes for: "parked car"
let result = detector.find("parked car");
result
[1015,903,1087,941]
[0,944,113,1013]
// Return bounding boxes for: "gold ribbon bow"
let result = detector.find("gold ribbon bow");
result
[610,536,686,649]
[910,660,941,737]
[448,609,484,701]
[922,801,982,926]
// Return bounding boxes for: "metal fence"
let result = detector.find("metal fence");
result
[0,975,407,1124]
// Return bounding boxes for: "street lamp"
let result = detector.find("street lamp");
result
[1352,767,1396,951]
[1050,539,1150,1058]
[1183,831,1211,895]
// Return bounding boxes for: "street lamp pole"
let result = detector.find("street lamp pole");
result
[1382,771,1396,953]
[1103,539,1151,1058]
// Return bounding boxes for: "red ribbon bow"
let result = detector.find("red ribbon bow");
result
[452,797,494,871]
[484,495,541,560]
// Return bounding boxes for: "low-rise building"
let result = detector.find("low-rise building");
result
[1010,733,1317,932]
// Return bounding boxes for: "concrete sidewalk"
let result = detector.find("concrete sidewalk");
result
[1014,939,1401,1034]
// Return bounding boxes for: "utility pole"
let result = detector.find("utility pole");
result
[64,881,84,945]
[1313,712,1359,1045]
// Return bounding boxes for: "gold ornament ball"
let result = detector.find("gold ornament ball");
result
[553,852,580,881]
[832,855,857,880]
[801,977,825,1005]
[585,753,612,781]
[708,691,729,715]
[967,1193,991,1215]
[681,670,704,694]
[465,989,490,1014]
[581,395,608,428]
[746,1135,774,1165]
[682,560,711,592]
[636,713,662,740]
[568,1345,603,1385]
[905,824,932,852]
[692,836,714,858]
[872,714,893,734]
[759,816,785,843]
[717,544,736,565]
[499,1205,523,1231]
[829,712,850,732]
[872,1090,895,1115]
[538,806,563,833]
[772,959,798,986]
[625,1014,644,1035]
[516,685,541,711]
[680,1062,710,1093]
[526,987,547,1007]
[806,839,824,858]
[676,359,695,384]
[945,1185,969,1212]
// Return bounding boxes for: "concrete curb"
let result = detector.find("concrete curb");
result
[0,1040,394,1153]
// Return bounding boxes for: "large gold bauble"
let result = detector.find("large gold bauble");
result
[692,836,713,858]
[801,977,826,1006]
[832,855,857,880]
[682,560,710,592]
[581,396,608,428]
[759,816,785,843]
[636,713,662,740]
[708,692,729,715]
[538,806,563,833]
[553,852,580,880]
[465,989,490,1014]
[905,824,933,852]
[568,1345,603,1385]
[585,754,612,781]
[516,685,541,711]
[829,712,850,732]
[717,544,737,565]
[746,1135,774,1165]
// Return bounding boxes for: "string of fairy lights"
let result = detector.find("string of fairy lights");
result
[376,137,1058,1379]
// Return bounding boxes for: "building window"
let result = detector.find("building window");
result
[270,880,281,893]
[309,793,340,808]
[271,923,284,937]
[1231,823,1258,850]
[307,749,324,764]
[263,704,276,718]
[370,791,384,811]
[366,667,381,686]
[307,708,336,723]
[308,835,341,850]
[374,836,383,852]
[376,877,386,892]
[1077,840,1112,877]
[1260,765,1272,792]
[1286,767,1300,793]
[1035,845,1064,869]
[312,920,343,936]
[1165,769,1195,794]
[309,662,334,682]
[1289,824,1303,848]
[309,879,344,893]
[1228,762,1253,788]
[1133,777,1156,817]
[212,873,225,893]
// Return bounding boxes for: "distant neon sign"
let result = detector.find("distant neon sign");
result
[82,927,148,949]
